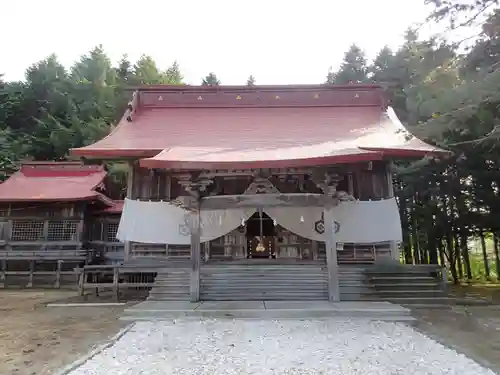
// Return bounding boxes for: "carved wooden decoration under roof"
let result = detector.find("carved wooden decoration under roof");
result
[311,170,355,202]
[176,174,214,199]
[171,195,198,211]
[244,177,280,195]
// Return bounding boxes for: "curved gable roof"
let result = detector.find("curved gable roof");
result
[72,84,449,169]
[0,162,112,204]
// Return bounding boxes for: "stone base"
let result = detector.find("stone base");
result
[121,300,415,322]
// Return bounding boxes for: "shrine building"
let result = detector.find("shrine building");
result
[70,84,448,302]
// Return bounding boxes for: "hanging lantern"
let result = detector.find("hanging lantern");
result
[241,217,245,226]
[300,215,304,223]
[273,218,277,226]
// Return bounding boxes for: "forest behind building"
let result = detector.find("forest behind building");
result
[1,1,500,282]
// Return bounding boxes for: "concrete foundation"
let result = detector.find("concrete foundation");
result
[121,300,415,322]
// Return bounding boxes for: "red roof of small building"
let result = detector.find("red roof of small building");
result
[94,200,124,214]
[0,162,113,204]
[71,84,449,169]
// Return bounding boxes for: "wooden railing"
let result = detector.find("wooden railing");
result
[0,249,92,288]
[75,264,165,300]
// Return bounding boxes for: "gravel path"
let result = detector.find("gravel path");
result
[69,319,496,375]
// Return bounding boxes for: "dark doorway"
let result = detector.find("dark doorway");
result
[246,211,276,258]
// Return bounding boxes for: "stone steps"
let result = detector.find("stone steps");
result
[146,264,375,302]
[366,266,450,304]
[373,283,442,291]
[200,265,330,301]
[147,269,190,301]
[370,276,436,283]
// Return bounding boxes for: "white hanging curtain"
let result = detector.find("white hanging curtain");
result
[265,206,324,241]
[265,198,402,243]
[116,198,255,245]
[116,199,190,244]
[200,208,256,242]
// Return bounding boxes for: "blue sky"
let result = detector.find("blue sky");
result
[1,0,432,84]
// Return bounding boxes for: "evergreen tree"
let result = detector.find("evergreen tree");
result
[326,44,369,84]
[246,75,256,86]
[202,72,220,86]
[164,61,183,84]
[368,46,394,82]
[132,55,166,85]
[115,54,133,85]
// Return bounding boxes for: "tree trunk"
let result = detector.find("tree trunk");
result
[437,237,446,266]
[479,231,490,279]
[397,186,413,264]
[411,198,421,264]
[428,229,438,264]
[460,231,472,281]
[411,226,421,264]
[444,230,458,283]
[494,232,500,282]
[439,185,457,282]
[454,234,463,280]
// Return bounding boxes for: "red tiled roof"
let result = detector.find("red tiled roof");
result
[93,200,124,214]
[71,84,449,169]
[0,162,112,204]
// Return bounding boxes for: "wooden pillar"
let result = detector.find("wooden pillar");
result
[124,161,135,261]
[165,174,172,200]
[324,208,340,301]
[42,220,49,248]
[78,268,85,296]
[243,223,248,259]
[113,267,120,301]
[190,209,201,302]
[165,174,172,258]
[347,172,354,197]
[0,259,6,288]
[386,162,398,261]
[312,240,319,260]
[76,215,84,250]
[204,241,210,262]
[55,260,62,288]
[27,260,34,288]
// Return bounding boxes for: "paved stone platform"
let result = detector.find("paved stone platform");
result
[121,300,415,321]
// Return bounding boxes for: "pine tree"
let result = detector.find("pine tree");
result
[326,44,369,84]
[115,54,133,85]
[246,75,256,86]
[132,55,166,85]
[202,72,220,86]
[164,61,183,84]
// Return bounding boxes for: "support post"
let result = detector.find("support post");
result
[190,209,201,302]
[28,260,34,288]
[78,268,85,296]
[124,161,135,262]
[204,241,210,262]
[55,260,62,288]
[324,208,340,301]
[347,172,354,197]
[113,267,120,301]
[0,259,6,288]
[312,240,318,260]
